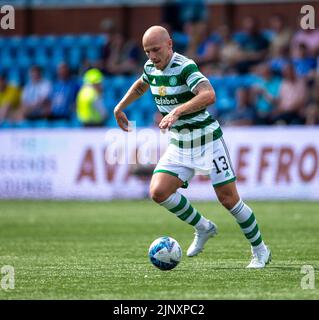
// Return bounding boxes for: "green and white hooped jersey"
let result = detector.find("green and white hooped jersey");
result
[141,52,222,149]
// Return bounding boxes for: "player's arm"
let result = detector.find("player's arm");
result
[159,80,215,130]
[114,78,149,131]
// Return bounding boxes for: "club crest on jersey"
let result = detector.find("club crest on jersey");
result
[169,76,178,86]
[158,86,167,96]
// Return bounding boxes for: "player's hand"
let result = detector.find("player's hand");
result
[114,108,130,132]
[158,111,179,130]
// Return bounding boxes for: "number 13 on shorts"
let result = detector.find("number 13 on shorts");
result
[211,137,236,187]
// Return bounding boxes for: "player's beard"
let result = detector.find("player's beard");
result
[155,53,172,70]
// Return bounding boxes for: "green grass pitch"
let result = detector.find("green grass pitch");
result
[0,200,318,300]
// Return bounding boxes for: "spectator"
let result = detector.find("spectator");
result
[268,14,293,57]
[292,42,317,79]
[179,0,208,26]
[217,24,241,73]
[305,76,319,125]
[234,16,270,73]
[251,63,282,124]
[185,21,219,73]
[20,66,52,120]
[291,26,319,58]
[161,0,184,32]
[162,0,208,33]
[48,62,79,121]
[101,26,141,75]
[222,87,256,126]
[76,68,107,127]
[271,63,308,125]
[0,73,21,122]
[269,44,290,76]
[171,23,189,54]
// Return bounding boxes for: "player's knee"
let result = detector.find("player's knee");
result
[217,193,237,210]
[149,187,171,204]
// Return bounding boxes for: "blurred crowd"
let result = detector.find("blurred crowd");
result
[1,10,319,128]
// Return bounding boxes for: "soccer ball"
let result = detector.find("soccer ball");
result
[148,236,182,271]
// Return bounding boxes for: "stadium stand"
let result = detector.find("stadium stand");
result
[0,2,318,128]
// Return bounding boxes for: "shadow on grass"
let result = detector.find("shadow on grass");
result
[172,265,305,272]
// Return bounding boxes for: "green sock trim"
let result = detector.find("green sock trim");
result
[245,224,259,240]
[189,212,201,226]
[170,195,187,213]
[177,205,194,221]
[251,235,263,247]
[239,213,255,229]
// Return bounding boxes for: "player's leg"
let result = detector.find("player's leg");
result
[150,171,215,231]
[149,172,183,203]
[150,170,217,255]
[211,136,271,269]
[214,181,271,268]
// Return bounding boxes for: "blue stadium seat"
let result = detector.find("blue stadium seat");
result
[214,87,236,113]
[43,67,55,81]
[0,65,7,75]
[51,47,67,69]
[24,35,42,51]
[6,36,24,55]
[59,34,77,49]
[222,75,243,96]
[77,34,94,47]
[15,66,29,85]
[112,76,130,100]
[0,37,5,49]
[130,108,147,127]
[67,47,83,69]
[208,76,223,90]
[103,92,117,114]
[0,48,15,67]
[50,120,70,128]
[16,51,33,69]
[106,115,118,127]
[42,35,58,49]
[139,90,153,113]
[31,120,51,128]
[85,47,101,63]
[70,117,82,128]
[8,68,22,86]
[103,77,113,91]
[0,121,12,129]
[14,121,32,129]
[34,47,50,68]
[172,31,189,52]
[92,34,107,47]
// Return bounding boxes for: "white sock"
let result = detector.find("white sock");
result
[229,199,265,249]
[195,216,212,231]
[159,192,211,230]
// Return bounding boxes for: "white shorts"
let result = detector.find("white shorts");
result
[153,136,236,188]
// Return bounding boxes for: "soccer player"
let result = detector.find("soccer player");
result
[114,26,271,268]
